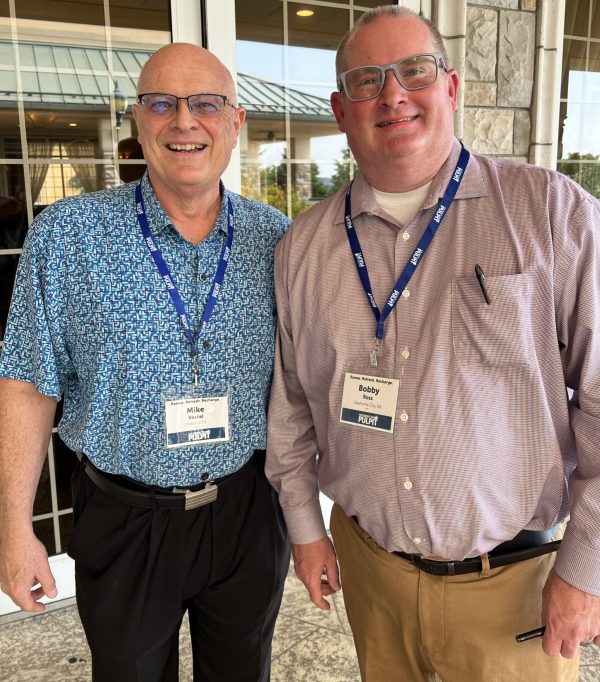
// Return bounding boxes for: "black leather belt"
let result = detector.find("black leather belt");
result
[80,452,258,511]
[393,529,561,576]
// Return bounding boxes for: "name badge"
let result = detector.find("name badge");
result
[340,372,399,433]
[164,395,229,448]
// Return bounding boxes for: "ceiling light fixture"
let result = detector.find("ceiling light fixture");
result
[296,9,314,17]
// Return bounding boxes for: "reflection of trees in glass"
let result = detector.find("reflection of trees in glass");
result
[559,152,600,197]
[311,164,329,199]
[242,162,306,219]
[242,147,357,219]
[330,147,356,193]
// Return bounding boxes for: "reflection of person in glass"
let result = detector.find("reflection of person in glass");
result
[266,6,600,682]
[117,136,146,183]
[0,43,290,681]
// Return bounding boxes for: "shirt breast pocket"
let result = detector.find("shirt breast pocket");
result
[451,273,535,367]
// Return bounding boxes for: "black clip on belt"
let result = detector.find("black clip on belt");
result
[394,539,561,576]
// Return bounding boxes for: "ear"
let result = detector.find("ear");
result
[446,69,460,112]
[132,103,144,144]
[330,91,347,133]
[231,106,246,149]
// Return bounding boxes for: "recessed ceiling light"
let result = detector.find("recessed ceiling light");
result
[69,122,78,127]
[296,9,314,17]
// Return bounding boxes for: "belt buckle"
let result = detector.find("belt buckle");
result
[173,483,218,510]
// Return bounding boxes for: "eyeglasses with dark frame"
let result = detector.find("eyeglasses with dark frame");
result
[338,52,448,102]
[137,93,237,117]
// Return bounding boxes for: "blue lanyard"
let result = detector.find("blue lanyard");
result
[345,144,470,343]
[135,182,234,382]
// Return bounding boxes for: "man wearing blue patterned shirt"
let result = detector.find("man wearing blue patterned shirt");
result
[0,43,290,682]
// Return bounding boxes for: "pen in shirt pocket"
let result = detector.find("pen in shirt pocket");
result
[475,264,491,305]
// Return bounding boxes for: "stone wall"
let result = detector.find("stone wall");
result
[462,0,537,162]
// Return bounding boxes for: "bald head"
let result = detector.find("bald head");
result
[137,43,237,104]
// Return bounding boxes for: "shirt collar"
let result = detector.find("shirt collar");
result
[334,137,488,225]
[139,173,230,238]
[421,137,487,209]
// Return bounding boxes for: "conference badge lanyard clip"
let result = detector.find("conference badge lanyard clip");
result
[135,182,233,448]
[340,144,470,434]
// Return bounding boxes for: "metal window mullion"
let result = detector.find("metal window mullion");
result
[7,0,34,226]
[282,0,293,218]
[46,436,62,554]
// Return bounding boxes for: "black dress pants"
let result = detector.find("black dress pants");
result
[68,451,290,682]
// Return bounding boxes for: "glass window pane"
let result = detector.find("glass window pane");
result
[0,104,20,158]
[54,46,75,70]
[310,135,354,197]
[32,160,108,209]
[237,0,349,217]
[109,0,170,32]
[559,159,600,198]
[587,42,600,100]
[561,39,587,100]
[18,43,35,67]
[38,71,61,95]
[288,5,349,52]
[79,74,102,97]
[34,44,53,65]
[32,517,56,556]
[33,458,52,516]
[53,434,77,510]
[236,0,283,45]
[117,136,146,184]
[59,513,74,554]
[34,518,58,555]
[58,72,80,93]
[592,2,600,39]
[17,0,105,27]
[564,0,590,38]
[0,41,14,66]
[86,49,108,72]
[0,253,20,341]
[0,0,172,562]
[0,163,27,240]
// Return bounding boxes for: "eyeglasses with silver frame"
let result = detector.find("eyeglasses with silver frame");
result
[137,93,237,117]
[338,52,448,102]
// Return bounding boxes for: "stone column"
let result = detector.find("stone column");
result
[433,0,467,138]
[461,1,536,161]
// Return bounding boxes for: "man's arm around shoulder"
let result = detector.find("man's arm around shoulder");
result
[0,377,58,612]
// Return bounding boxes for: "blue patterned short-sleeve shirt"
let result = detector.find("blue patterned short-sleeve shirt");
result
[0,175,289,486]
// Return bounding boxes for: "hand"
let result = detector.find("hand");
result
[292,536,340,611]
[541,569,600,658]
[0,533,57,612]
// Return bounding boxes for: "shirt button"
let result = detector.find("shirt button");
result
[201,472,209,481]
[402,289,410,299]
[200,273,208,281]
[203,340,211,349]
[400,411,409,423]
[402,232,410,241]
[403,479,413,490]
[401,347,410,360]
[413,537,422,545]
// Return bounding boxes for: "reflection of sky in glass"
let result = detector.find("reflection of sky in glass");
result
[563,70,600,156]
[237,40,347,175]
[237,40,336,94]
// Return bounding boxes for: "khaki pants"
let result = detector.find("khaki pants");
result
[330,504,579,682]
